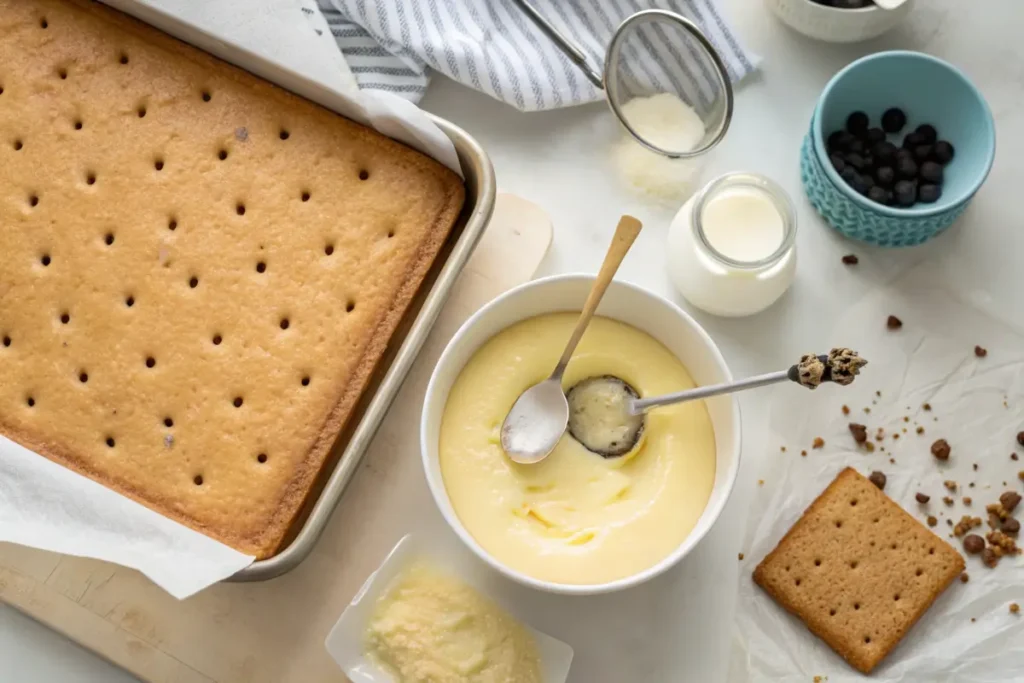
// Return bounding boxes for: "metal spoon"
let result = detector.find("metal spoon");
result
[500,215,643,465]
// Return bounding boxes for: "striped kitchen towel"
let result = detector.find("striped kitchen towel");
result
[318,0,758,111]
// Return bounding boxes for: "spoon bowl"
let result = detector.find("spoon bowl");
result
[500,378,569,464]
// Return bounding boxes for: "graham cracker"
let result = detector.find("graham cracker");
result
[753,467,964,674]
[0,0,464,557]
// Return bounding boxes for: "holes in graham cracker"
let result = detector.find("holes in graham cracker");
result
[849,560,859,569]
[201,90,211,102]
[119,53,129,65]
[279,129,290,141]
[301,375,310,387]
[164,417,174,428]
[13,139,23,151]
[145,356,156,368]
[168,218,178,231]
[850,498,857,507]
[59,311,70,325]
[58,68,68,81]
[2,335,11,347]
[916,568,923,577]
[41,254,51,267]
[279,317,290,330]
[257,453,267,464]
[193,474,204,486]
[814,559,822,567]
[212,333,223,346]
[125,295,135,308]
[864,636,871,644]
[894,593,901,602]
[324,243,334,256]
[218,149,228,161]
[794,578,801,587]
[154,159,164,172]
[929,547,935,555]
[854,602,861,610]
[828,608,836,616]
[137,106,146,118]
[29,194,39,207]
[236,203,246,216]
[346,300,356,313]
[26,396,35,408]
[387,228,395,239]
[301,191,310,202]
[40,17,48,29]
[358,169,369,181]
[835,520,843,529]
[256,261,266,274]
[106,436,116,448]
[85,171,96,186]
[233,396,244,408]
[104,232,115,246]
[189,276,199,289]
[78,371,88,383]
[72,118,81,130]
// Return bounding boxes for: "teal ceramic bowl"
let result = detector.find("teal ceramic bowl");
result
[804,51,995,246]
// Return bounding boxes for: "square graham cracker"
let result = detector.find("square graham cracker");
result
[0,0,464,557]
[753,468,964,674]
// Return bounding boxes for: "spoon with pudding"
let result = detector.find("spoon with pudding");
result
[500,215,643,465]
[566,349,868,457]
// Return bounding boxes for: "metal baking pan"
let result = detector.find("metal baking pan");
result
[104,1,496,581]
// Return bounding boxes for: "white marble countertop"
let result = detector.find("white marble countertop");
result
[4,0,1023,680]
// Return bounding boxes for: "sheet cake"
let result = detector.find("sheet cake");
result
[0,0,465,557]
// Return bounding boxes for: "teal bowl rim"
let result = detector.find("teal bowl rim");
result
[812,50,996,219]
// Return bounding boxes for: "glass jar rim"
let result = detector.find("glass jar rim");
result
[691,172,797,270]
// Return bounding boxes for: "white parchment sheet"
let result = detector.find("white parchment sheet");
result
[734,265,1024,682]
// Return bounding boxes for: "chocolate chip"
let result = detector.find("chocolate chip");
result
[887,315,903,330]
[842,254,859,265]
[963,534,985,554]
[1000,491,1021,513]
[974,345,988,358]
[849,423,868,444]
[869,471,887,490]
[1002,518,1020,535]
[916,493,931,504]
[982,547,999,568]
[931,439,951,461]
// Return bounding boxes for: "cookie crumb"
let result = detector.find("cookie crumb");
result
[963,534,985,554]
[863,407,871,414]
[1001,491,1021,513]
[923,403,932,411]
[915,493,930,504]
[944,480,958,492]
[865,442,875,453]
[960,572,969,583]
[1012,454,1019,461]
[1002,518,1020,535]
[971,617,976,623]
[954,516,982,537]
[841,254,858,266]
[943,496,955,506]
[812,437,825,449]
[849,423,867,444]
[893,433,900,441]
[1012,603,1020,615]
[916,426,925,435]
[889,457,896,464]
[868,471,887,490]
[963,497,972,506]
[780,446,786,453]
[903,416,910,423]
[927,515,938,527]
[1017,431,1024,447]
[801,450,808,457]
[738,553,744,561]
[931,439,951,461]
[758,479,765,487]
[974,345,987,358]
[887,315,902,329]
[841,404,850,416]
[973,463,979,471]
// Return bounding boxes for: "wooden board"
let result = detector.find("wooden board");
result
[0,193,553,683]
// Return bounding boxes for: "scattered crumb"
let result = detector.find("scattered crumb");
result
[915,493,930,504]
[880,446,886,452]
[812,437,825,449]
[946,519,953,527]
[927,515,938,527]
[841,404,850,416]
[801,450,807,457]
[974,345,988,358]
[889,457,896,464]
[944,480,958,492]
[863,407,871,414]
[780,446,786,453]
[960,572,969,583]
[848,423,867,444]
[962,533,985,553]
[1018,431,1024,446]
[758,479,765,487]
[903,416,910,423]
[971,617,976,623]
[954,516,982,537]
[1019,471,1024,481]
[902,427,907,434]
[738,553,744,561]
[841,254,858,265]
[865,442,875,453]
[943,496,955,506]
[876,390,882,398]
[1012,603,1020,615]
[932,439,951,461]
[973,463,979,471]
[1012,454,1019,461]
[969,482,975,488]
[963,497,972,506]
[923,403,932,411]
[917,426,925,434]
[982,547,999,568]
[893,433,900,441]
[868,471,887,490]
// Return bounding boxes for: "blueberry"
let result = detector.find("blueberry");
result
[918,183,942,203]
[865,128,885,144]
[913,144,933,163]
[846,152,868,171]
[872,141,897,166]
[830,153,846,173]
[915,124,938,145]
[867,185,888,204]
[846,111,870,136]
[847,138,865,155]
[903,131,925,149]
[840,166,859,185]
[896,156,918,179]
[875,166,895,187]
[919,160,943,184]
[884,189,896,206]
[894,180,917,207]
[851,173,870,195]
[828,130,848,152]
[881,108,907,133]
[932,140,955,165]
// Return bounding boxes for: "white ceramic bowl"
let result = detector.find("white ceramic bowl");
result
[764,0,914,43]
[420,274,742,595]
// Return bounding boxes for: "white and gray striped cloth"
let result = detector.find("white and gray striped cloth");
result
[317,0,758,111]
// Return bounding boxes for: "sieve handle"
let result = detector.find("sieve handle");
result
[510,0,605,89]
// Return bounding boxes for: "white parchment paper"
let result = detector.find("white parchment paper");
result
[736,265,1024,682]
[0,0,461,599]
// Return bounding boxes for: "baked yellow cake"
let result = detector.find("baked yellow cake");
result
[0,0,465,557]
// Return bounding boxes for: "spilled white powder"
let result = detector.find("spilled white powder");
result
[611,92,707,203]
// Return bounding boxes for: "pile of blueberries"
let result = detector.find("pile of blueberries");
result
[810,0,873,7]
[826,108,955,208]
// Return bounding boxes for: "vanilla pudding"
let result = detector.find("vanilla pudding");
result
[438,313,716,586]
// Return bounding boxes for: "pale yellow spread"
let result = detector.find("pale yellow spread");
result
[440,313,717,585]
[365,562,542,683]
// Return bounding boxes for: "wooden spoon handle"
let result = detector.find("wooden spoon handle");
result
[553,215,642,375]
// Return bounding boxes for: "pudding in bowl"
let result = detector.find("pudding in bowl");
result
[439,313,716,586]
[422,275,741,595]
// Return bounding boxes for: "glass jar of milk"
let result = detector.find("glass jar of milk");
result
[667,172,796,317]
